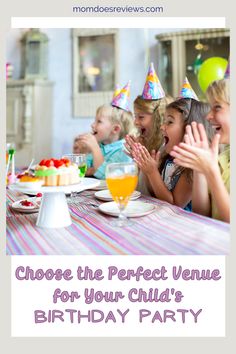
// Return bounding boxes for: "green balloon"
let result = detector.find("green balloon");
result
[197,57,228,93]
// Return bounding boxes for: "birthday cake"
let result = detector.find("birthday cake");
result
[35,158,80,186]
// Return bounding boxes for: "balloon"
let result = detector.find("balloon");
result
[197,57,228,93]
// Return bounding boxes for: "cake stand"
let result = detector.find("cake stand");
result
[9,178,100,228]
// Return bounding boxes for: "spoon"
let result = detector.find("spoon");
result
[26,158,35,173]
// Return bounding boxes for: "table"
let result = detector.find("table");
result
[6,188,230,255]
[9,178,100,228]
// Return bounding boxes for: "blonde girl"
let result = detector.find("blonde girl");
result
[170,79,230,222]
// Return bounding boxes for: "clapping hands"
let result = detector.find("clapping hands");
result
[170,122,220,175]
[132,143,160,176]
[124,135,139,157]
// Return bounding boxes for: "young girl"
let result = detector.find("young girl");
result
[124,63,173,195]
[125,63,173,155]
[170,78,230,222]
[132,98,212,210]
[75,82,134,180]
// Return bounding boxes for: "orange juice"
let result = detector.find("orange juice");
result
[106,175,138,206]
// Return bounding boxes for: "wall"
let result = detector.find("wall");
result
[6,28,176,158]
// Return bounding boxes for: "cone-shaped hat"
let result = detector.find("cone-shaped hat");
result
[112,83,121,98]
[142,62,165,100]
[224,60,230,79]
[179,77,199,100]
[111,81,131,111]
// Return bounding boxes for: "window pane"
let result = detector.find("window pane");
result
[160,40,172,94]
[78,34,115,92]
[186,37,229,99]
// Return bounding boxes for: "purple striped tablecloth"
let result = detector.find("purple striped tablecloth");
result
[6,189,230,255]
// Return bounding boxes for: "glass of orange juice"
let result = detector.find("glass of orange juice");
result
[106,162,138,227]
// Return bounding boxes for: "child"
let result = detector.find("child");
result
[75,81,134,180]
[72,86,125,156]
[125,63,173,155]
[170,77,230,222]
[132,96,212,210]
[124,63,173,195]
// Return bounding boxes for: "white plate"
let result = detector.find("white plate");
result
[99,201,156,218]
[10,197,41,213]
[9,178,100,195]
[91,180,107,191]
[95,190,141,202]
[15,180,44,190]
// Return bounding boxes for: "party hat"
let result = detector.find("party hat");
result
[112,83,121,98]
[179,77,199,100]
[224,60,230,79]
[142,62,165,100]
[111,81,131,111]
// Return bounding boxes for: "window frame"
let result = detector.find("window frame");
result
[156,28,230,97]
[72,28,118,118]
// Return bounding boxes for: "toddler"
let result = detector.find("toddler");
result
[76,82,134,179]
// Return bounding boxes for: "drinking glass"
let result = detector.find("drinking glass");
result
[62,153,87,201]
[106,162,138,227]
[6,142,16,181]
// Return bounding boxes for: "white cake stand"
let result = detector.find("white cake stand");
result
[9,178,100,229]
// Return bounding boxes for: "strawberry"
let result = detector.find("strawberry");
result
[36,193,42,197]
[44,159,54,167]
[20,200,34,207]
[62,158,70,166]
[39,159,47,166]
[54,159,64,168]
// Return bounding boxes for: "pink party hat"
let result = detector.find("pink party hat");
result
[224,60,230,78]
[179,77,199,100]
[111,81,131,111]
[112,83,121,98]
[142,62,165,100]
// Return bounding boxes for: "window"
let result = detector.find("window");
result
[72,29,118,117]
[156,29,230,99]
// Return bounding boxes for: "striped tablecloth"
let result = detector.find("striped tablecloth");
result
[6,188,230,255]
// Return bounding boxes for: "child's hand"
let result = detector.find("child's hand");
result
[132,143,160,176]
[73,137,89,154]
[170,133,220,176]
[77,133,99,152]
[184,122,209,149]
[124,135,141,158]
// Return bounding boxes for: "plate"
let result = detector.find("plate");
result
[91,180,107,191]
[98,201,156,218]
[95,190,141,202]
[10,197,41,213]
[9,178,100,195]
[15,180,44,190]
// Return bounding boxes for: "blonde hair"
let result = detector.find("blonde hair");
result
[206,78,230,105]
[96,104,134,139]
[134,94,173,152]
